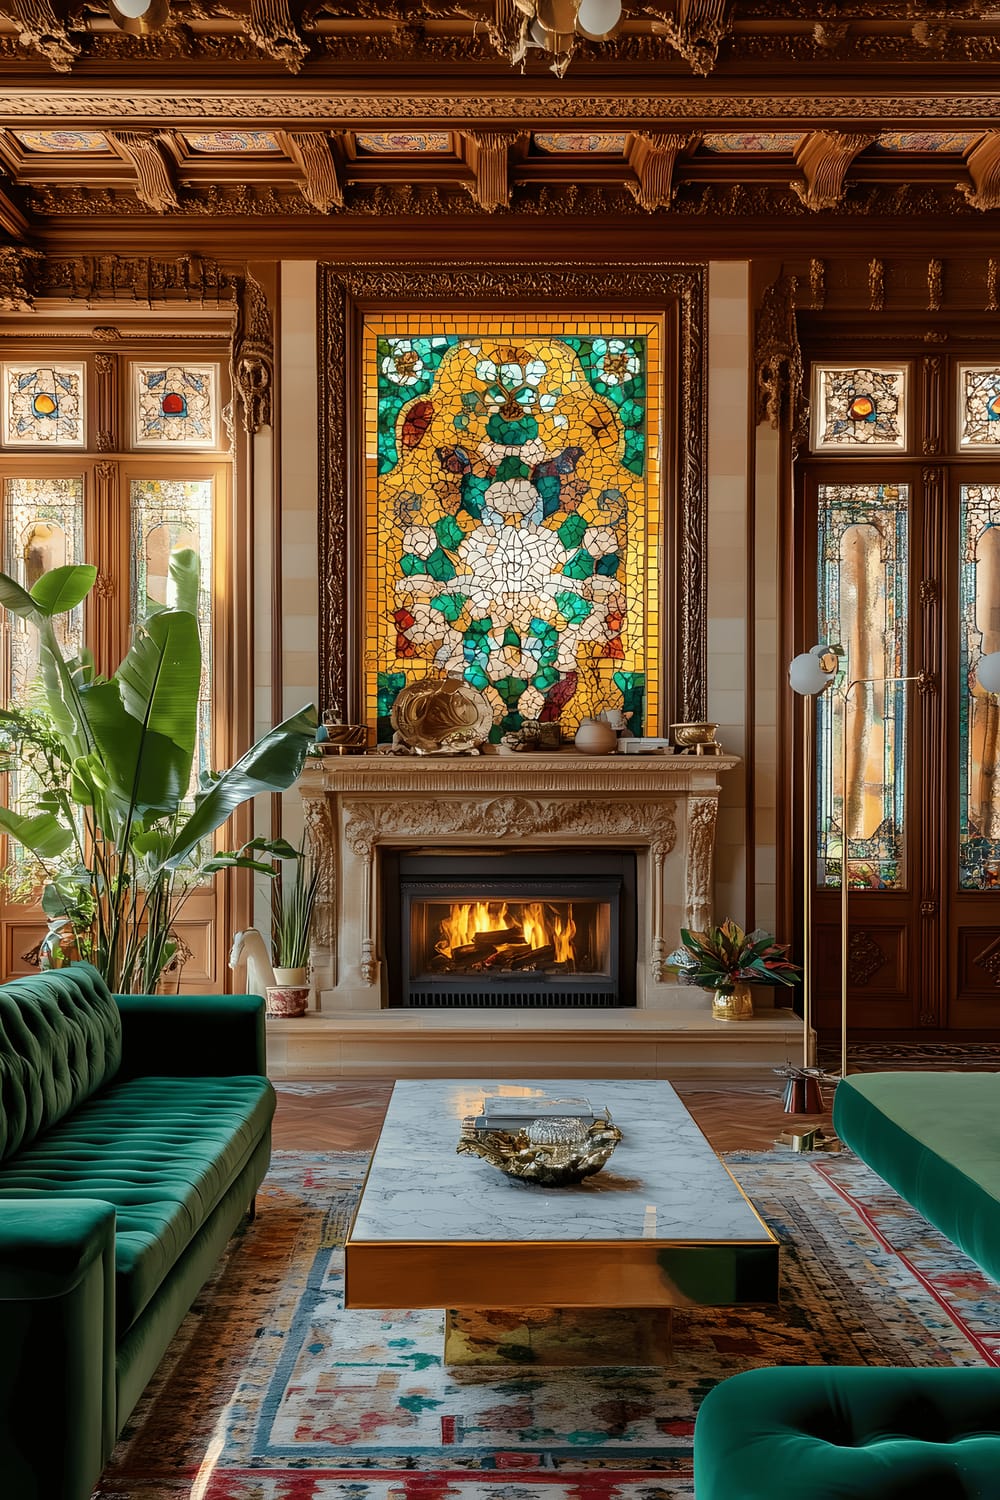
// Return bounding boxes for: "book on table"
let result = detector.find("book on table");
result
[473,1095,602,1133]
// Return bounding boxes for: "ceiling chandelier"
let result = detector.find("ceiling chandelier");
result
[499,0,624,76]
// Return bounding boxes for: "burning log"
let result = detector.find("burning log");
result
[511,944,554,968]
[472,927,524,947]
[451,943,480,960]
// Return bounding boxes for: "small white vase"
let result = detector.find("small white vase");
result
[273,965,308,987]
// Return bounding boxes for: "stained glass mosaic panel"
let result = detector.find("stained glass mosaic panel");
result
[355,132,453,153]
[131,363,218,449]
[958,366,1000,449]
[816,482,910,891]
[3,477,85,877]
[130,479,214,791]
[876,131,980,152]
[958,484,1000,888]
[363,316,661,745]
[701,132,803,152]
[811,364,908,453]
[13,129,110,153]
[534,133,628,153]
[182,130,282,153]
[2,364,85,448]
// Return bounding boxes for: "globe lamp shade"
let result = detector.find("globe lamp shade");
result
[789,645,838,696]
[577,0,622,39]
[108,0,170,32]
[977,651,1000,695]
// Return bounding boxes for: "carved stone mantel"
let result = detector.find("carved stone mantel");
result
[299,751,739,1009]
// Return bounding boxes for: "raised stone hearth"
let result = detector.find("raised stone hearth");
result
[283,751,805,1079]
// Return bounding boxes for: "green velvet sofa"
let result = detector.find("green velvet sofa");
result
[693,1072,1000,1498]
[0,962,274,1500]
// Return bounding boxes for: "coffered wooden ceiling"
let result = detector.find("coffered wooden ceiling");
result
[1,1,1000,256]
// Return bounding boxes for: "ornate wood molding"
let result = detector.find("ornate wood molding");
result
[647,0,734,76]
[33,253,236,304]
[626,132,697,211]
[959,131,1000,212]
[754,273,804,437]
[0,0,77,71]
[317,260,708,726]
[108,132,180,214]
[0,245,41,310]
[94,351,118,452]
[246,0,309,70]
[231,269,273,434]
[461,130,520,212]
[791,130,875,211]
[287,130,343,211]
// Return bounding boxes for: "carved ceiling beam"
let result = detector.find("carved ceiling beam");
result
[626,132,698,211]
[959,131,1000,211]
[0,0,77,71]
[108,132,179,213]
[461,131,521,213]
[0,244,40,310]
[247,0,309,72]
[791,130,875,211]
[286,131,343,212]
[646,0,733,77]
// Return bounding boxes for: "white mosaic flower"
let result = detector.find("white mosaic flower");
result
[592,336,640,387]
[583,526,618,557]
[402,524,438,559]
[381,340,425,386]
[485,477,542,518]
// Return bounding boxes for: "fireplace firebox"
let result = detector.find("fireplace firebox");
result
[383,852,636,1008]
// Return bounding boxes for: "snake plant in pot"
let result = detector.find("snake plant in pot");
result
[0,560,317,993]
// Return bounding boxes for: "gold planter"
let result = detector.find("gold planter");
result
[712,982,754,1021]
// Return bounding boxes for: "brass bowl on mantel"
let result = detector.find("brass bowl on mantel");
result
[319,722,369,755]
[670,721,722,754]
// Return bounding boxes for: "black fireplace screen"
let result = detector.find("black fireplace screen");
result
[383,851,636,1008]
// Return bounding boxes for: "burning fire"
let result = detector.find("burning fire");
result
[435,900,578,965]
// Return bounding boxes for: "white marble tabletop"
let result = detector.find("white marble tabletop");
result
[349,1078,773,1247]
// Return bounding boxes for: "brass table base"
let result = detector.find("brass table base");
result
[444,1306,673,1366]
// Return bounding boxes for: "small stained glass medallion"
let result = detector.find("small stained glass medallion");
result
[355,132,453,153]
[2,364,85,447]
[958,366,1000,450]
[13,129,110,153]
[182,130,282,153]
[131,363,219,449]
[810,363,908,453]
[534,133,628,153]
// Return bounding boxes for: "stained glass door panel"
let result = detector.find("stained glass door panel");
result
[958,484,1000,888]
[816,482,909,891]
[362,317,662,744]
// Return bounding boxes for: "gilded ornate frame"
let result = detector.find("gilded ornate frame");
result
[317,261,707,727]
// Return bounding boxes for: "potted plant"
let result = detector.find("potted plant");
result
[666,918,802,1021]
[0,561,317,994]
[271,836,318,986]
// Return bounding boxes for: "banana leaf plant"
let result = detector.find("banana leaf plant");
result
[0,561,317,993]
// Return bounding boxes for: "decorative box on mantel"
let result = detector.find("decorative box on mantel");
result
[299,751,740,1013]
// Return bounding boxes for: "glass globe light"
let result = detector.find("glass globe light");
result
[977,651,1000,694]
[789,645,838,696]
[577,0,622,39]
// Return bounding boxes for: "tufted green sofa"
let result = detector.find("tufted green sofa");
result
[0,962,274,1500]
[693,1073,1000,1498]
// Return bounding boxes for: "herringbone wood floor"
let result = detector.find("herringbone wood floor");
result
[271,1078,834,1154]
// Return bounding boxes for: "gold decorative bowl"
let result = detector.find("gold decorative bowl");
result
[670,721,719,749]
[456,1112,623,1187]
[319,722,369,754]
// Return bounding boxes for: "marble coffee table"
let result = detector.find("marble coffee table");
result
[344,1078,779,1364]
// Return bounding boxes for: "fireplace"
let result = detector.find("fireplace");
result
[383,852,636,1008]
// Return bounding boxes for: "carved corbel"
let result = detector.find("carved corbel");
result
[2,0,77,71]
[231,270,273,435]
[790,131,874,211]
[462,131,519,213]
[247,0,308,72]
[626,133,696,212]
[959,132,1000,211]
[287,132,343,213]
[647,0,733,77]
[488,0,530,67]
[753,274,805,441]
[0,245,41,311]
[109,133,179,214]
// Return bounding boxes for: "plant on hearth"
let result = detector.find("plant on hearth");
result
[665,919,802,995]
[0,560,317,994]
[271,835,319,975]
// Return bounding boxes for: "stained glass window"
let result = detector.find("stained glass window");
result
[362,316,661,744]
[131,363,219,449]
[2,477,85,879]
[2,364,85,448]
[130,478,214,790]
[810,364,908,453]
[958,484,1000,887]
[816,482,909,890]
[957,366,1000,450]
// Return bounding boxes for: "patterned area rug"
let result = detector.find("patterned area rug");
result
[93,1150,1000,1500]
